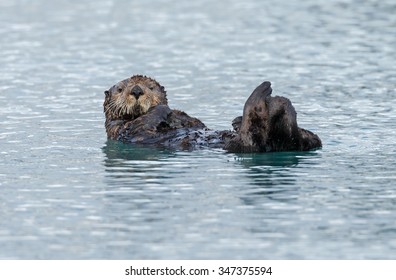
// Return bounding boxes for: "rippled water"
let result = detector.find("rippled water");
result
[1,0,395,259]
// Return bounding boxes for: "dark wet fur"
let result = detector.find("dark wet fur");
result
[104,77,322,152]
[111,105,235,150]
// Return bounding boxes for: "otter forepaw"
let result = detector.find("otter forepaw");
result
[232,116,242,132]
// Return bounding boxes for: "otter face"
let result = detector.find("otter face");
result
[104,75,167,121]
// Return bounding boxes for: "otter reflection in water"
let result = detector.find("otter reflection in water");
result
[104,75,321,152]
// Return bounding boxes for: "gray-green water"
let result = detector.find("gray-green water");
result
[1,0,395,259]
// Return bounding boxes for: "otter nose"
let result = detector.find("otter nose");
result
[131,85,144,99]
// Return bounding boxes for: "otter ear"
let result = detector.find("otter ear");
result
[160,86,167,103]
[160,86,166,93]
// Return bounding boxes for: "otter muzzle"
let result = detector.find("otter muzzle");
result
[131,85,144,99]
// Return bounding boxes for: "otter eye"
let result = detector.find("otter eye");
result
[149,86,154,90]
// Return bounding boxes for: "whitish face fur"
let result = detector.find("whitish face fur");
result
[104,75,167,121]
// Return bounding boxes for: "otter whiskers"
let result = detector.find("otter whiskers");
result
[105,97,150,119]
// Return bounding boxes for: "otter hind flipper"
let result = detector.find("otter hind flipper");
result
[252,81,272,98]
[226,82,272,152]
[225,81,322,153]
[243,81,272,106]
[298,127,322,151]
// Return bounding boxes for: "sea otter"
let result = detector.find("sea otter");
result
[103,75,321,152]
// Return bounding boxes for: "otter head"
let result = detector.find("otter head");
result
[104,75,167,122]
